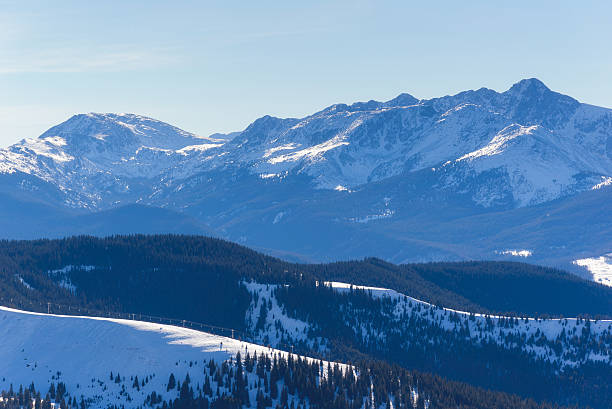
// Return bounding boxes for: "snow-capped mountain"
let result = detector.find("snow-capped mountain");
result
[0,78,611,273]
[0,113,226,208]
[4,78,611,209]
[231,78,611,206]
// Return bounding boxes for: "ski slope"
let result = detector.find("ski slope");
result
[0,306,332,408]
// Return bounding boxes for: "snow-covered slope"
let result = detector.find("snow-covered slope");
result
[575,254,612,287]
[218,78,612,207]
[244,282,311,346]
[2,79,611,210]
[248,281,612,369]
[0,306,338,408]
[0,113,226,208]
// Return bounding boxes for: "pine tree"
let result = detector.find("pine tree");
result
[167,373,176,391]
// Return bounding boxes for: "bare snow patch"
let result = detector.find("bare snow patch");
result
[263,143,299,158]
[324,282,398,297]
[496,249,533,257]
[267,137,349,164]
[19,137,74,163]
[49,265,97,274]
[272,211,286,224]
[349,209,394,223]
[260,173,280,179]
[456,125,540,162]
[591,176,612,190]
[47,265,97,294]
[14,274,32,290]
[574,254,612,287]
[176,143,224,155]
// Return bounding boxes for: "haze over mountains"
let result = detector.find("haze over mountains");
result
[1,78,611,277]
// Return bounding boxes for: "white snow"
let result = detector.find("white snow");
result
[591,176,612,190]
[456,125,540,162]
[15,274,33,290]
[48,265,97,274]
[259,173,279,179]
[574,254,612,287]
[323,282,395,296]
[263,143,299,158]
[244,282,311,346]
[176,143,224,155]
[496,249,533,257]
[0,305,339,408]
[19,137,75,163]
[267,136,350,164]
[0,113,231,208]
[348,209,394,223]
[272,212,286,224]
[47,265,96,294]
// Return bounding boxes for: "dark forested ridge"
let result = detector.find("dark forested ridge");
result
[0,235,609,320]
[0,235,610,409]
[313,258,612,318]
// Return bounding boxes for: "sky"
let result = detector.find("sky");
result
[0,1,611,146]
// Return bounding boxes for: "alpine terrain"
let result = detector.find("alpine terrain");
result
[1,78,611,280]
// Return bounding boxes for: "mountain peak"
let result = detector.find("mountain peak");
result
[35,112,206,154]
[500,78,580,128]
[507,78,551,95]
[65,112,159,126]
[384,93,419,107]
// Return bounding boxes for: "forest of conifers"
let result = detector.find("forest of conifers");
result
[0,235,609,409]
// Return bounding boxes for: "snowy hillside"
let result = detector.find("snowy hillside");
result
[2,282,604,408]
[249,281,612,370]
[324,281,612,366]
[0,306,346,409]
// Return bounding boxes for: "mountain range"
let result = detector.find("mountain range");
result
[1,78,611,278]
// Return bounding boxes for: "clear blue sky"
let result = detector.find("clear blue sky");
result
[1,1,610,145]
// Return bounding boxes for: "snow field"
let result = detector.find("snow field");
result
[574,254,612,287]
[0,306,344,408]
